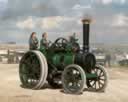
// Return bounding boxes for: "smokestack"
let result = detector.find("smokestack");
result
[82,19,91,53]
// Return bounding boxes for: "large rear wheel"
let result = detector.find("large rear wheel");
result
[19,51,48,89]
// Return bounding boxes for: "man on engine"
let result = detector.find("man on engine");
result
[29,32,39,50]
[40,32,49,48]
[69,33,80,52]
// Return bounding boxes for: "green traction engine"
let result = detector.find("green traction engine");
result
[19,19,108,94]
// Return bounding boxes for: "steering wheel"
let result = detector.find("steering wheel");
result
[53,37,68,49]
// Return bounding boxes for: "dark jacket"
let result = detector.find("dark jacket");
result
[29,37,39,50]
[40,38,48,48]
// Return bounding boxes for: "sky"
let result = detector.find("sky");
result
[0,0,128,44]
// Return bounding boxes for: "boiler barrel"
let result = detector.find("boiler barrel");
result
[74,53,96,69]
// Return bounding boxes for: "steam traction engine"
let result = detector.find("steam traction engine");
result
[19,19,108,94]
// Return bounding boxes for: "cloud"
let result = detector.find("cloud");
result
[120,0,126,4]
[93,0,113,5]
[0,0,8,15]
[16,16,75,30]
[93,0,126,5]
[0,0,8,4]
[112,14,128,27]
[1,0,61,21]
[16,16,60,30]
[0,0,128,44]
[16,16,35,30]
[37,16,81,32]
[102,0,113,5]
[72,4,92,10]
[37,16,63,29]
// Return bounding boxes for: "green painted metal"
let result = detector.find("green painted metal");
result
[39,46,47,56]
[52,54,61,66]
[86,73,97,79]
[39,40,75,67]
[64,53,74,65]
[52,53,74,66]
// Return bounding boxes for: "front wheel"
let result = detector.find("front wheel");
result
[62,64,86,94]
[86,65,108,92]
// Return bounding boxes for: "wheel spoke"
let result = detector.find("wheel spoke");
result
[100,78,105,81]
[89,79,93,82]
[94,81,96,89]
[98,80,101,88]
[91,80,96,87]
[99,80,104,86]
[86,65,108,91]
[99,70,103,76]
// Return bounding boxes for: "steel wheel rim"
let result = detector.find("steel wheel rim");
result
[63,68,82,92]
[62,64,86,94]
[36,51,48,89]
[19,51,41,88]
[87,65,108,91]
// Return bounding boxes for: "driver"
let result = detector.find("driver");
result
[69,33,80,52]
[40,32,49,48]
[69,33,76,43]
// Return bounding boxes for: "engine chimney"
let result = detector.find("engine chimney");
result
[82,19,91,53]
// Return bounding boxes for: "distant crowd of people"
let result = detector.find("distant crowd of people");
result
[105,54,111,67]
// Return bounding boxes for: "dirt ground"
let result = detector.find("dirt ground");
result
[0,64,128,102]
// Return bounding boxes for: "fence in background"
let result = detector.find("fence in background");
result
[0,49,27,64]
